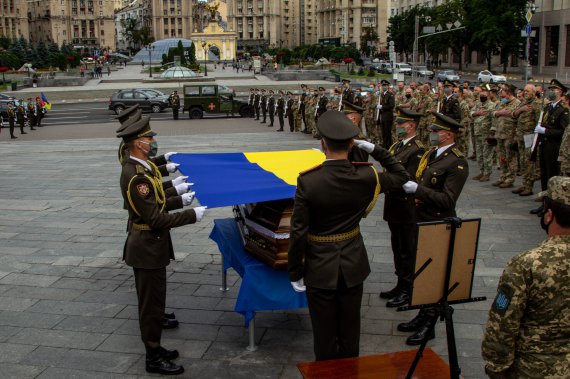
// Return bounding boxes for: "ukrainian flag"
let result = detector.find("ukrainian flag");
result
[173,149,325,208]
[40,92,51,110]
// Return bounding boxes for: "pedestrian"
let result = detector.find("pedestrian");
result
[107,64,111,76]
[299,84,308,132]
[314,87,328,139]
[117,115,207,375]
[364,83,379,144]
[397,112,469,345]
[168,91,180,120]
[288,110,408,361]
[559,124,570,176]
[35,97,45,127]
[482,176,570,379]
[6,101,17,139]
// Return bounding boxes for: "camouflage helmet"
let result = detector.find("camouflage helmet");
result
[538,176,570,206]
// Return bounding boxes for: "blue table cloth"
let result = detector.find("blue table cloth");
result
[209,218,308,326]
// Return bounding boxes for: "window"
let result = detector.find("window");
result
[101,30,104,36]
[184,86,199,96]
[545,25,560,66]
[201,86,216,95]
[121,92,134,99]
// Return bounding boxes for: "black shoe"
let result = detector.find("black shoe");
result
[276,129,284,132]
[30,128,36,130]
[268,124,273,126]
[406,324,435,346]
[260,121,266,124]
[164,312,176,320]
[386,291,410,308]
[530,205,544,215]
[159,346,179,360]
[146,355,184,375]
[380,285,399,299]
[161,318,179,329]
[11,136,17,139]
[21,131,27,134]
[397,311,428,332]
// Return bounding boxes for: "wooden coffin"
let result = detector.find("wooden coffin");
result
[235,199,293,270]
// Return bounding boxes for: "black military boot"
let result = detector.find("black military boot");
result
[145,347,184,375]
[397,309,428,332]
[529,204,544,215]
[386,290,410,308]
[161,317,179,329]
[159,346,179,360]
[380,284,400,299]
[406,318,436,346]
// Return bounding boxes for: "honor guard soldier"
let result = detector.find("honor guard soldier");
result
[117,115,207,375]
[398,112,469,345]
[285,91,296,132]
[441,80,462,122]
[260,89,268,123]
[299,84,308,131]
[6,102,17,139]
[267,89,276,127]
[315,86,328,120]
[288,110,408,361]
[378,79,395,148]
[248,88,255,107]
[167,91,180,120]
[253,88,261,120]
[530,79,569,215]
[381,108,426,308]
[35,97,45,127]
[276,90,286,131]
[26,98,36,130]
[16,100,27,135]
[340,79,364,134]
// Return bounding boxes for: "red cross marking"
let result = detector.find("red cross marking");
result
[208,102,216,110]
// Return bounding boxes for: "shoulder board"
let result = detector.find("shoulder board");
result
[451,147,464,157]
[414,140,425,149]
[352,162,373,166]
[299,164,322,176]
[135,164,146,175]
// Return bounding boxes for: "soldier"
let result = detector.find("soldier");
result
[117,115,207,375]
[260,89,268,124]
[512,84,541,196]
[315,87,328,122]
[6,102,17,139]
[285,91,296,132]
[276,90,285,132]
[339,79,364,135]
[299,84,308,131]
[304,88,317,136]
[381,108,425,307]
[26,98,36,130]
[288,110,408,361]
[378,79,395,148]
[35,97,45,127]
[394,81,406,108]
[531,79,569,215]
[248,88,255,108]
[456,87,473,155]
[253,88,261,120]
[294,92,303,132]
[267,89,275,127]
[167,91,180,120]
[559,126,570,176]
[441,80,461,122]
[16,100,27,135]
[398,112,469,345]
[471,85,496,182]
[491,84,521,189]
[482,176,570,379]
[414,84,435,145]
[364,83,379,144]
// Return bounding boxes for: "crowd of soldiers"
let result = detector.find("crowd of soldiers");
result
[247,77,569,208]
[1,97,46,139]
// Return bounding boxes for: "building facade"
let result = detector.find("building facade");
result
[0,0,30,40]
[141,0,194,41]
[115,1,144,52]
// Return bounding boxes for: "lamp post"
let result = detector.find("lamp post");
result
[146,44,154,78]
[524,1,537,85]
[413,15,431,74]
[202,41,208,76]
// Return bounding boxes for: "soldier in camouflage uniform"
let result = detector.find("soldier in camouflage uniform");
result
[512,84,541,196]
[559,125,570,176]
[294,93,303,132]
[364,83,380,144]
[327,88,341,112]
[482,176,570,379]
[413,84,434,146]
[471,87,496,182]
[304,89,318,136]
[455,87,471,155]
[492,84,521,188]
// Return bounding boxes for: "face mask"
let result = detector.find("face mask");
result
[382,86,388,92]
[396,125,408,138]
[140,141,158,157]
[546,90,556,101]
[500,97,508,104]
[405,94,412,99]
[368,88,374,92]
[452,93,459,98]
[444,88,452,96]
[480,96,487,102]
[429,132,441,146]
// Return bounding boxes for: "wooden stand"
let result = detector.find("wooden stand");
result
[297,348,449,379]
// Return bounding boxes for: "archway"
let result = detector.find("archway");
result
[208,45,221,61]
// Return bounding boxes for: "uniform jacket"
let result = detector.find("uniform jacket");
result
[253,93,260,106]
[288,146,409,289]
[120,158,196,269]
[277,97,285,114]
[541,100,569,143]
[316,95,328,117]
[268,96,275,112]
[482,235,570,379]
[415,145,469,222]
[380,91,395,116]
[384,136,425,224]
[248,93,254,105]
[442,95,462,122]
[341,88,363,114]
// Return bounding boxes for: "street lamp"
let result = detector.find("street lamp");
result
[201,41,208,76]
[146,44,155,78]
[524,1,537,84]
[413,15,431,71]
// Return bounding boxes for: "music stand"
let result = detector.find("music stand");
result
[397,217,486,379]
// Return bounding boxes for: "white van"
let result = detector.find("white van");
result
[394,62,412,75]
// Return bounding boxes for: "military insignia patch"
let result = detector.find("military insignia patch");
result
[492,286,513,316]
[136,183,150,197]
[431,177,437,184]
[458,165,464,170]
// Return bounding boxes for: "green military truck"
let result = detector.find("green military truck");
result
[182,83,254,119]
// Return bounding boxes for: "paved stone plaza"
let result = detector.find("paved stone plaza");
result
[0,127,546,379]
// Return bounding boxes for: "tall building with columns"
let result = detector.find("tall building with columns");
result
[0,0,30,40]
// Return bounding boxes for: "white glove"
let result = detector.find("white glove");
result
[402,181,418,194]
[175,182,193,195]
[164,152,178,161]
[376,104,383,109]
[166,163,179,173]
[181,191,195,206]
[194,206,207,222]
[353,139,375,153]
[171,175,188,186]
[534,125,546,135]
[291,278,306,292]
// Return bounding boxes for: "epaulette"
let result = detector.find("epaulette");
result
[451,147,464,157]
[135,164,146,175]
[300,164,322,176]
[414,140,425,149]
[352,162,373,166]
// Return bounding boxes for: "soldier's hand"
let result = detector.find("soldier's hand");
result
[534,125,546,134]
[194,206,207,222]
[171,175,188,186]
[290,278,306,292]
[181,191,196,206]
[402,181,418,194]
[354,139,375,153]
[165,152,178,161]
[376,104,383,109]
[166,163,179,173]
[175,182,192,195]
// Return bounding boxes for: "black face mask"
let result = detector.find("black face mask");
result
[480,96,487,102]
[405,94,412,99]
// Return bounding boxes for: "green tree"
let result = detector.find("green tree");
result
[360,26,378,57]
[9,38,25,65]
[134,26,154,48]
[387,5,429,62]
[120,16,140,53]
[176,40,187,65]
[0,51,20,70]
[428,0,466,70]
[188,42,196,65]
[35,40,50,68]
[0,35,10,50]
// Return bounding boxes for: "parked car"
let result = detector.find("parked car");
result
[437,70,461,82]
[182,83,254,119]
[394,62,412,75]
[477,70,507,83]
[412,65,434,79]
[376,62,393,74]
[108,89,170,115]
[0,93,15,101]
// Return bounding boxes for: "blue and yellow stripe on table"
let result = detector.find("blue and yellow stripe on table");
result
[172,149,325,208]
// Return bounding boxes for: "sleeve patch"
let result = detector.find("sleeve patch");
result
[136,183,150,197]
[492,286,513,316]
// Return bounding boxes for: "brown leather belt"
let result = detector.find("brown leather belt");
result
[307,226,360,243]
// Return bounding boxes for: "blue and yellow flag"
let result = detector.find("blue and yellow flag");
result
[40,92,51,110]
[173,149,325,208]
